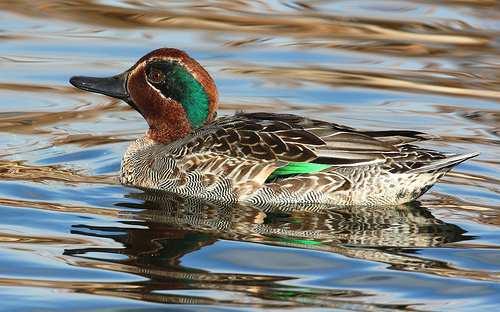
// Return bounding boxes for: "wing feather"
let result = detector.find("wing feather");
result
[170,112,445,174]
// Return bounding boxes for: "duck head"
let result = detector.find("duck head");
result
[70,48,218,143]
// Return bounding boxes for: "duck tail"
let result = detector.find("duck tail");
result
[409,152,479,174]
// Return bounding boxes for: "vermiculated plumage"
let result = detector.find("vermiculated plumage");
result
[121,112,477,206]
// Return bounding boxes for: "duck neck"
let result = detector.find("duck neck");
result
[145,99,193,144]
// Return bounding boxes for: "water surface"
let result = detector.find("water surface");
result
[0,1,499,311]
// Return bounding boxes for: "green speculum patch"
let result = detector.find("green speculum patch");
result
[267,162,333,181]
[148,61,210,128]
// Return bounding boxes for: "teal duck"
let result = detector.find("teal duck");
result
[70,48,478,206]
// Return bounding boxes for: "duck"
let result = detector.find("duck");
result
[69,48,478,207]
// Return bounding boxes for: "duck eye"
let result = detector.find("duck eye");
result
[147,68,165,84]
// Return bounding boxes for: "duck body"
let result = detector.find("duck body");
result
[119,111,476,207]
[70,48,477,207]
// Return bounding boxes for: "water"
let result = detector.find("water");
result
[0,1,499,311]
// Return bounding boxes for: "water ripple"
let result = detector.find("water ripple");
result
[0,0,498,310]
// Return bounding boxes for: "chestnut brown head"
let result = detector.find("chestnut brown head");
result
[70,48,218,143]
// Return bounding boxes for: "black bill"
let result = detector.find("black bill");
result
[70,71,130,102]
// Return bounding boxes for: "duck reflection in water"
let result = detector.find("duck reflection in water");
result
[63,191,473,307]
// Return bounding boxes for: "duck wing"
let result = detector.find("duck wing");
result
[182,112,438,168]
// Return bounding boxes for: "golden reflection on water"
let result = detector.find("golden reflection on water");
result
[0,0,499,310]
[0,160,116,184]
[226,64,500,99]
